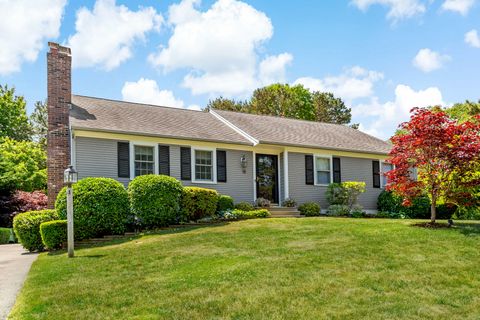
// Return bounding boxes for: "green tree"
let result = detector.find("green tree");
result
[445,100,480,122]
[0,85,32,141]
[30,100,48,149]
[206,97,248,112]
[0,137,47,193]
[312,92,358,127]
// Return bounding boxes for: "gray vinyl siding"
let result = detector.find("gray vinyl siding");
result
[170,145,254,203]
[75,137,130,185]
[288,152,381,210]
[75,137,255,203]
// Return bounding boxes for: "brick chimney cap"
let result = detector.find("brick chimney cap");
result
[48,42,71,55]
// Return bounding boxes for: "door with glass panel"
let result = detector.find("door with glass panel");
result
[255,154,278,203]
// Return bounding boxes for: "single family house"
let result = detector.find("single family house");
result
[46,42,392,211]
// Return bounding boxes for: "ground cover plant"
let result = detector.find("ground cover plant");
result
[10,218,480,319]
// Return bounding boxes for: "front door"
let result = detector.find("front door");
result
[256,154,279,204]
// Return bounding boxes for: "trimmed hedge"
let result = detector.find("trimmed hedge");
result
[129,175,183,228]
[233,209,270,219]
[56,178,130,240]
[298,202,321,216]
[40,220,67,250]
[235,202,255,211]
[13,209,58,251]
[0,227,11,244]
[182,187,219,221]
[217,195,234,213]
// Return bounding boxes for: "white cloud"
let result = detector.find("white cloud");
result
[66,0,163,70]
[0,0,66,75]
[351,0,426,21]
[441,0,476,15]
[465,29,480,48]
[258,53,293,85]
[355,85,445,139]
[294,66,384,102]
[149,0,291,97]
[412,48,450,73]
[121,78,186,108]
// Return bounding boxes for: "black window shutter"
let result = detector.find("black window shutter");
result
[158,145,170,176]
[372,160,381,188]
[217,150,227,183]
[333,157,341,183]
[180,147,191,180]
[305,155,314,185]
[117,142,130,178]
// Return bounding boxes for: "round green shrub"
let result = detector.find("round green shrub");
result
[298,202,321,216]
[217,195,234,213]
[56,177,130,240]
[235,202,255,211]
[129,175,183,228]
[13,209,58,251]
[40,220,67,250]
[181,187,219,221]
[0,228,11,244]
[377,190,402,213]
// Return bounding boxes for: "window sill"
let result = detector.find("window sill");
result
[314,184,330,187]
[191,180,217,185]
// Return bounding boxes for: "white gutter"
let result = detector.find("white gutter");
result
[209,109,259,146]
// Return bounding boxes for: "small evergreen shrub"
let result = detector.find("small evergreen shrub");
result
[298,202,321,216]
[217,195,234,213]
[233,209,270,219]
[56,177,130,239]
[281,198,297,207]
[0,227,11,244]
[377,190,403,213]
[181,187,219,221]
[327,205,350,216]
[235,202,255,211]
[40,220,67,250]
[255,197,271,208]
[129,175,183,228]
[377,190,432,219]
[453,206,480,220]
[13,209,58,251]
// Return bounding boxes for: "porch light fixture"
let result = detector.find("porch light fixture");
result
[64,165,78,258]
[240,155,248,173]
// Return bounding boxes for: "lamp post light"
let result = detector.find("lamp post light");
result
[64,165,78,258]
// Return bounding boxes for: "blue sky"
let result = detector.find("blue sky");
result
[0,0,479,139]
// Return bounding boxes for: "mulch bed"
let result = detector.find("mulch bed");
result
[412,222,451,229]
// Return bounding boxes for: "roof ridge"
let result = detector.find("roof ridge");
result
[72,94,204,114]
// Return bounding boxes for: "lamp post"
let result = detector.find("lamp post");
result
[64,165,78,258]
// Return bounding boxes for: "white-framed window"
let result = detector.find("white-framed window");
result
[381,161,394,188]
[192,147,216,184]
[314,155,332,186]
[130,141,158,178]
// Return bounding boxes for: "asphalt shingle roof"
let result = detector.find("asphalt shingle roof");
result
[215,110,391,155]
[70,95,252,145]
[70,95,391,155]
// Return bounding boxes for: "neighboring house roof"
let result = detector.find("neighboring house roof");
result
[70,95,391,155]
[70,95,252,145]
[214,110,392,155]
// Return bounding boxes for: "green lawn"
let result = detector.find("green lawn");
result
[10,218,480,320]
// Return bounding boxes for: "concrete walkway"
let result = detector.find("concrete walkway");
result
[0,244,38,320]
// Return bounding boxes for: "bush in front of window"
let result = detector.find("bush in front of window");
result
[129,175,183,228]
[234,202,255,211]
[217,195,234,213]
[326,181,366,211]
[181,187,219,221]
[13,209,58,251]
[377,190,433,219]
[298,202,321,216]
[40,220,67,250]
[56,178,130,239]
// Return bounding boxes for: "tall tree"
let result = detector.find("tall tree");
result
[0,85,32,141]
[445,100,480,122]
[206,97,248,112]
[312,92,357,126]
[386,108,480,223]
[30,100,48,149]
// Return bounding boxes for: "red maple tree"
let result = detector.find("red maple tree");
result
[386,107,480,223]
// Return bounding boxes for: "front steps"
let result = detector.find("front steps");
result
[267,206,303,218]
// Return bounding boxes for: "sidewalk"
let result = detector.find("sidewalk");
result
[0,244,38,320]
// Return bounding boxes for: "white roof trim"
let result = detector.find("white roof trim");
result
[209,109,259,146]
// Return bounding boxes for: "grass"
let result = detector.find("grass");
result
[9,218,480,320]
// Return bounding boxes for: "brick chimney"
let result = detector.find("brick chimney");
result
[47,42,71,208]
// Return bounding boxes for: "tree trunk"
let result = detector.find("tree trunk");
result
[430,197,437,224]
